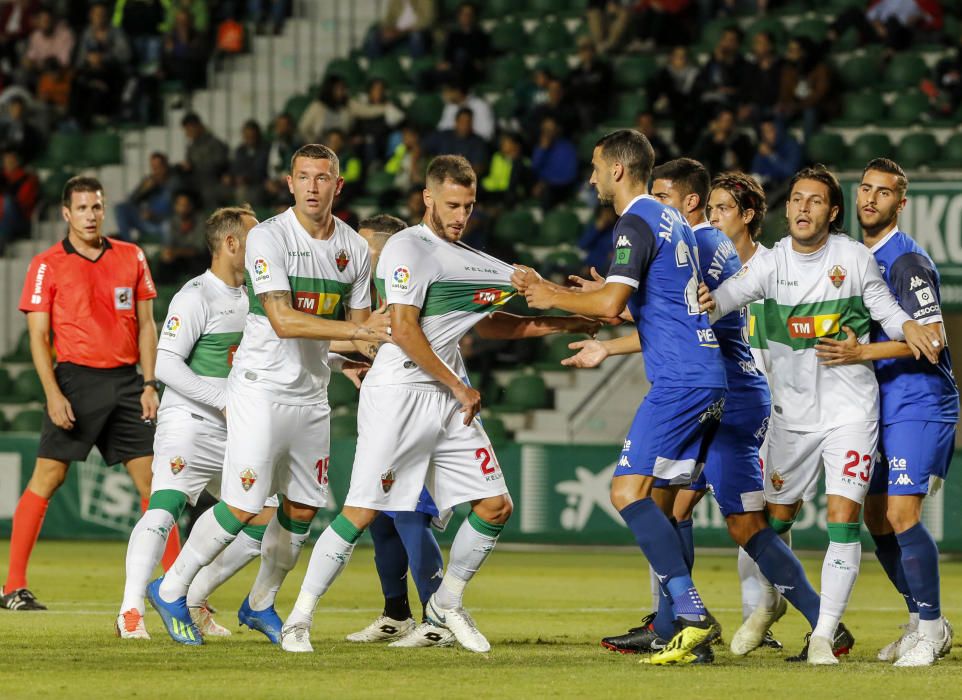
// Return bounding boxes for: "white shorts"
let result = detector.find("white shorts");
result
[345,383,509,513]
[763,421,878,506]
[220,384,331,514]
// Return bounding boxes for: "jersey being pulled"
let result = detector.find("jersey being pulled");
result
[157,270,246,424]
[713,234,910,430]
[607,195,726,389]
[692,222,769,409]
[869,227,959,424]
[365,224,515,387]
[233,208,371,404]
[746,244,772,376]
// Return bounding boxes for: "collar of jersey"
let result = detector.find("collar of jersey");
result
[203,268,243,296]
[691,220,713,232]
[867,224,901,254]
[286,207,338,244]
[620,193,656,216]
[62,235,112,260]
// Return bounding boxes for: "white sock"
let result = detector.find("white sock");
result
[738,547,761,621]
[247,517,310,611]
[909,612,920,629]
[649,565,661,613]
[186,530,262,608]
[918,617,944,640]
[120,509,175,615]
[158,508,237,602]
[433,516,500,610]
[813,541,861,639]
[779,530,792,548]
[285,527,356,627]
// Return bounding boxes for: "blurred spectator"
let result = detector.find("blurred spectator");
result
[531,115,578,209]
[323,128,362,202]
[697,25,748,113]
[692,107,754,173]
[404,183,426,225]
[115,152,177,242]
[22,8,75,84]
[75,2,132,68]
[112,0,167,71]
[247,0,289,35]
[348,78,404,165]
[298,74,351,144]
[525,77,576,143]
[517,65,553,115]
[163,0,210,34]
[578,204,617,275]
[70,44,122,129]
[567,37,613,131]
[153,190,207,284]
[481,131,530,206]
[364,0,436,58]
[932,32,962,114]
[438,80,494,140]
[385,122,426,192]
[828,0,942,52]
[230,119,269,205]
[636,0,695,48]
[0,149,38,253]
[180,112,229,207]
[647,45,699,150]
[635,111,675,165]
[0,0,41,64]
[213,13,246,59]
[750,118,802,192]
[0,96,43,162]
[776,37,839,139]
[161,9,209,95]
[435,2,489,89]
[586,0,632,54]
[425,107,489,173]
[741,30,782,122]
[265,112,301,204]
[35,57,73,119]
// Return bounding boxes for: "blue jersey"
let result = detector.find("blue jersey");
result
[870,229,959,424]
[607,195,726,389]
[692,222,770,409]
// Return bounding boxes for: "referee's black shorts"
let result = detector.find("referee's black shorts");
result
[38,362,155,465]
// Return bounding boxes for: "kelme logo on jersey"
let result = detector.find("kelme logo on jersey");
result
[170,456,185,475]
[380,469,396,493]
[392,266,410,291]
[294,291,341,316]
[787,313,840,339]
[335,249,350,272]
[828,265,846,288]
[163,315,181,338]
[253,258,270,282]
[472,288,512,307]
[240,468,257,492]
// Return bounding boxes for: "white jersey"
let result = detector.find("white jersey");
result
[233,208,371,404]
[157,270,246,425]
[746,243,772,376]
[365,224,516,387]
[713,234,911,431]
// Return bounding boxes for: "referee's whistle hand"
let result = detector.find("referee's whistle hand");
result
[47,392,76,430]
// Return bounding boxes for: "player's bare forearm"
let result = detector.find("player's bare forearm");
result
[535,284,632,319]
[390,304,462,390]
[860,340,916,361]
[603,332,642,356]
[347,306,382,359]
[137,299,158,381]
[474,312,599,340]
[258,291,385,343]
[26,311,60,399]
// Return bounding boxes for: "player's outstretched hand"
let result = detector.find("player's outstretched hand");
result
[697,282,715,313]
[815,325,863,366]
[511,264,542,291]
[561,339,610,368]
[568,267,605,293]
[452,382,481,425]
[342,360,371,389]
[902,320,942,364]
[47,391,75,430]
[141,385,159,421]
[358,307,393,344]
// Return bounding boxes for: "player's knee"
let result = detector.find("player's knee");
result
[29,460,68,496]
[886,498,922,534]
[862,495,890,534]
[826,496,861,524]
[726,512,767,547]
[473,495,512,525]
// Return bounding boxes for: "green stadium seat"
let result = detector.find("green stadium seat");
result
[881,90,930,127]
[761,205,786,244]
[491,19,526,53]
[40,170,73,207]
[0,412,9,432]
[3,329,32,362]
[527,20,571,53]
[934,132,962,169]
[578,128,607,162]
[544,247,582,272]
[406,92,444,130]
[614,55,657,89]
[480,413,509,445]
[324,58,365,90]
[283,93,312,123]
[540,208,582,246]
[493,373,548,412]
[791,18,828,42]
[697,19,739,52]
[833,91,885,127]
[0,367,11,396]
[43,132,86,169]
[366,57,408,87]
[365,169,396,198]
[330,411,357,440]
[482,0,522,18]
[407,54,436,83]
[493,208,539,245]
[746,16,786,44]
[885,53,928,89]
[152,285,179,323]
[10,409,44,432]
[84,131,123,167]
[837,55,879,89]
[493,93,519,121]
[11,370,44,403]
[537,54,570,80]
[536,333,587,371]
[487,55,528,91]
[613,93,648,123]
[844,132,895,169]
[327,373,358,406]
[526,0,570,14]
[805,131,848,167]
[896,133,939,170]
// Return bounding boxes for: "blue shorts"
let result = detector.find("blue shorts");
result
[616,386,726,486]
[868,420,955,496]
[689,402,770,516]
[384,487,439,519]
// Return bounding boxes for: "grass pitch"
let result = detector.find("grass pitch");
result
[1,541,961,699]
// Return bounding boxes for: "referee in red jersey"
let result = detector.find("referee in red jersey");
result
[1,176,172,611]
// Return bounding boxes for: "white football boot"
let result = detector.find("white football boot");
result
[346,615,416,642]
[425,594,490,653]
[388,621,456,648]
[115,609,151,640]
[190,605,231,637]
[730,595,787,656]
[807,635,839,665]
[280,622,314,653]
[878,624,919,662]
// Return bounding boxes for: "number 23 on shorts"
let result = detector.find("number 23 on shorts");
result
[841,450,872,482]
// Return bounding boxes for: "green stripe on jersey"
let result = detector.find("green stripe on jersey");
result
[756,295,870,351]
[186,331,243,377]
[421,281,515,317]
[247,273,352,321]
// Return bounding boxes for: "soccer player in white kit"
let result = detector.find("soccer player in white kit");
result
[279,155,599,654]
[148,144,390,646]
[116,206,271,641]
[699,165,941,664]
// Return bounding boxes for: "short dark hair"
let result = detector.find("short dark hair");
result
[862,157,908,198]
[595,129,655,185]
[206,204,255,254]
[651,158,710,208]
[789,164,845,233]
[710,171,767,240]
[290,143,339,177]
[455,107,474,121]
[181,112,202,127]
[358,213,407,236]
[426,155,476,189]
[62,175,103,207]
[721,25,744,42]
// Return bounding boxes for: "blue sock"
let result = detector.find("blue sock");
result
[676,518,695,571]
[744,527,820,629]
[653,584,676,639]
[896,523,941,620]
[619,498,706,621]
[651,518,695,638]
[369,513,411,619]
[872,532,918,614]
[393,511,443,610]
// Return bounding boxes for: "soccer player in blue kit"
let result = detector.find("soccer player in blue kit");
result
[512,131,725,665]
[815,158,957,667]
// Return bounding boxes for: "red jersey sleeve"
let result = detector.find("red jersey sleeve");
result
[18,254,55,313]
[134,246,157,300]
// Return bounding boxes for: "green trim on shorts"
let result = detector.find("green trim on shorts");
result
[277,508,311,535]
[242,523,267,541]
[330,514,363,543]
[468,511,504,538]
[827,522,862,543]
[147,490,188,518]
[767,515,795,534]
[213,501,245,535]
